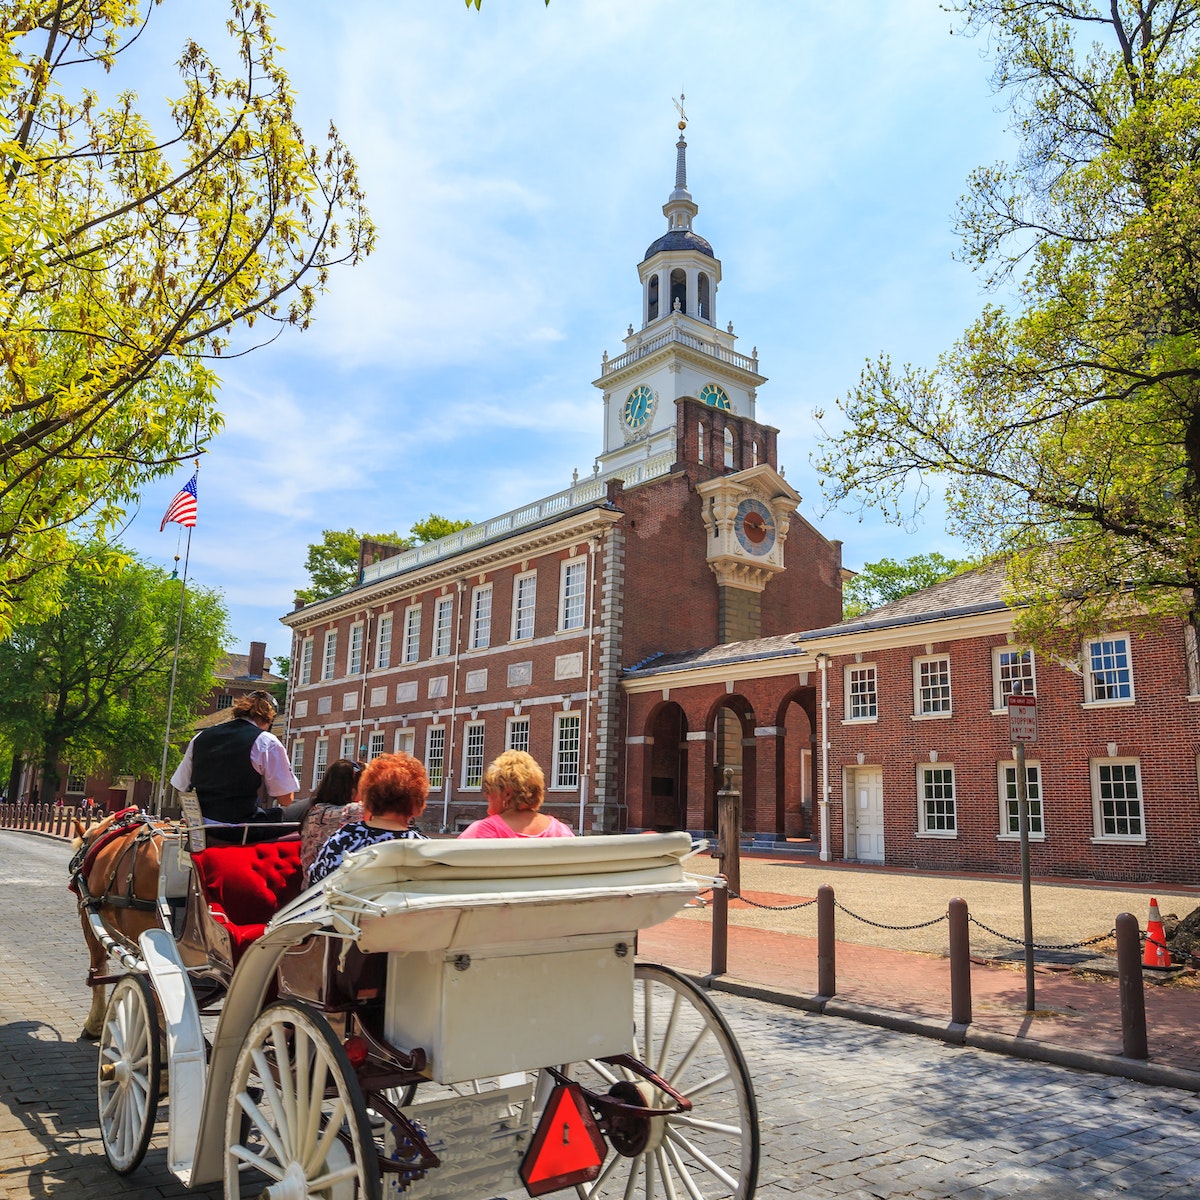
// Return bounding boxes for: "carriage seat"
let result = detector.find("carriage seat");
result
[192,840,303,962]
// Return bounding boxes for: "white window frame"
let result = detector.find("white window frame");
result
[1091,758,1145,843]
[298,637,314,686]
[993,646,1036,711]
[552,712,582,790]
[403,605,421,664]
[322,630,338,681]
[917,763,956,837]
[723,426,735,468]
[64,767,87,795]
[1084,634,1135,705]
[340,733,356,762]
[461,721,486,789]
[290,739,304,778]
[313,737,329,788]
[426,726,446,789]
[394,728,415,756]
[559,559,587,632]
[998,760,1044,840]
[844,664,878,722]
[470,584,493,650]
[913,655,952,718]
[512,571,537,641]
[369,731,385,760]
[348,622,364,675]
[506,715,530,754]
[433,596,454,658]
[376,613,393,670]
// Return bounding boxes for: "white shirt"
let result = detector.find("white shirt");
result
[171,720,300,800]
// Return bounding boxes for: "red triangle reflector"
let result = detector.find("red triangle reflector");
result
[520,1082,608,1196]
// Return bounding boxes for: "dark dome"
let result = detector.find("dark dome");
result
[642,229,715,261]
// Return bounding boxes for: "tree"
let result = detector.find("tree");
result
[843,553,973,619]
[0,1,372,633]
[296,515,473,604]
[814,2,1200,647]
[0,544,229,794]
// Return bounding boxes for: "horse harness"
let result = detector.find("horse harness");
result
[70,810,162,914]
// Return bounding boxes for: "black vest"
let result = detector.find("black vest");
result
[190,719,265,823]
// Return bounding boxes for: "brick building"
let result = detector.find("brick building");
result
[623,563,1200,884]
[279,124,845,833]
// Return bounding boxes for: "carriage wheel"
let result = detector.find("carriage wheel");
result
[97,973,161,1174]
[565,963,759,1200]
[224,1000,381,1200]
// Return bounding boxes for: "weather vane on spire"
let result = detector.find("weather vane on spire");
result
[672,92,687,131]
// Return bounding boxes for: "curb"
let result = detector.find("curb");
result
[696,973,1200,1095]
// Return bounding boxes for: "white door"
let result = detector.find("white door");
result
[853,768,885,863]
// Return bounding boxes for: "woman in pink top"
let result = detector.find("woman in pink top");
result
[458,750,574,839]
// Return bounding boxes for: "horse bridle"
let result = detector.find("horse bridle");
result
[71,813,166,914]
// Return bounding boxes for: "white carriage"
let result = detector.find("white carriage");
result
[91,824,760,1199]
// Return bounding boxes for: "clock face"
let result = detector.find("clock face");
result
[700,382,732,411]
[735,498,776,557]
[622,384,656,431]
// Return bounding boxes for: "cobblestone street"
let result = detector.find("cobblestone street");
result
[3,829,1199,1199]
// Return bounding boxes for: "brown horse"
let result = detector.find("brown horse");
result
[69,810,169,1039]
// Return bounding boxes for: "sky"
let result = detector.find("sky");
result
[116,0,1020,664]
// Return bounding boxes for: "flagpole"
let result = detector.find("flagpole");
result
[155,525,192,816]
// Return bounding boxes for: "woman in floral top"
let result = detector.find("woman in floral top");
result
[299,759,365,884]
[308,753,428,884]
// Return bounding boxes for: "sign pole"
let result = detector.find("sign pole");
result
[1008,688,1038,1013]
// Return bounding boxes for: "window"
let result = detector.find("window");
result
[697,422,705,464]
[994,647,1036,709]
[1086,635,1133,703]
[559,560,587,631]
[918,764,956,835]
[426,727,446,788]
[340,733,356,761]
[507,716,530,754]
[512,572,537,641]
[313,737,328,787]
[462,722,486,788]
[376,613,393,670]
[553,713,581,789]
[65,768,87,795]
[403,606,421,663]
[298,637,313,686]
[348,623,364,675]
[914,655,952,716]
[723,427,734,468]
[434,596,454,657]
[290,740,304,778]
[999,762,1043,838]
[395,728,415,756]
[369,731,385,760]
[215,692,234,709]
[470,584,492,650]
[845,665,877,720]
[1092,759,1144,841]
[322,630,338,681]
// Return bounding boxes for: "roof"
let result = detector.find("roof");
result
[214,652,284,685]
[642,229,715,261]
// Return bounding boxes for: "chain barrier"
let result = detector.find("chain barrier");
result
[694,885,817,912]
[968,915,1116,951]
[834,899,949,932]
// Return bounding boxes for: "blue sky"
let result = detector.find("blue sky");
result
[119,0,1018,663]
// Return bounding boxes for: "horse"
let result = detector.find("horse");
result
[69,809,170,1039]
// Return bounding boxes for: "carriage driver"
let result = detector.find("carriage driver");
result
[170,690,312,824]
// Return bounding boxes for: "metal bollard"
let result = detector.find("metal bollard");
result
[1115,912,1148,1060]
[948,897,972,1026]
[710,877,728,977]
[817,884,836,998]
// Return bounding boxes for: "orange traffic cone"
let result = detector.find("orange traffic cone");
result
[1143,898,1172,969]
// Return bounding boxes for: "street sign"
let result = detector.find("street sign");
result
[1008,694,1038,743]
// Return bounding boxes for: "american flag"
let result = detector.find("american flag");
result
[160,474,198,531]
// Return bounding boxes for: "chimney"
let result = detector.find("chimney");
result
[248,641,266,679]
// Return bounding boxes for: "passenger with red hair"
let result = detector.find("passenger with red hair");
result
[308,753,428,883]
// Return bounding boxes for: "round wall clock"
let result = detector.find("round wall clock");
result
[622,384,657,431]
[735,497,776,557]
[700,382,732,411]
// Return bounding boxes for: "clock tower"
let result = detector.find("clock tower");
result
[593,113,767,481]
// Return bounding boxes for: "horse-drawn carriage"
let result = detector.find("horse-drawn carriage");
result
[71,808,759,1199]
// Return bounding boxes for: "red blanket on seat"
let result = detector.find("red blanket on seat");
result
[192,841,303,962]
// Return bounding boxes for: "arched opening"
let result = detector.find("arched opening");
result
[698,421,706,463]
[705,695,756,833]
[697,273,711,322]
[647,273,659,322]
[752,439,759,466]
[670,268,687,315]
[723,427,735,469]
[776,689,818,841]
[646,702,688,831]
